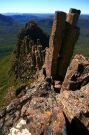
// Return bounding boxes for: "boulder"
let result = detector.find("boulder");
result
[56,84,89,134]
[61,54,89,91]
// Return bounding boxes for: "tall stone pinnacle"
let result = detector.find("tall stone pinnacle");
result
[44,11,66,78]
[44,8,81,81]
[66,8,81,26]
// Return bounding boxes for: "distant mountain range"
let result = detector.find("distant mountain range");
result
[0,14,14,25]
[0,13,89,56]
[0,13,89,27]
[3,13,54,16]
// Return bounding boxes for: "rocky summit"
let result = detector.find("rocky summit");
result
[10,21,49,80]
[0,8,89,135]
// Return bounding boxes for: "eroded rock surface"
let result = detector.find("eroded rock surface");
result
[61,54,89,91]
[56,54,89,135]
[10,21,49,80]
[56,84,89,135]
[1,54,89,135]
[0,80,66,135]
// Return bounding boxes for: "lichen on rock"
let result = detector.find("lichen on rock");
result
[8,118,31,135]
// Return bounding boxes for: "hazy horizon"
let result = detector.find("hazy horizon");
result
[2,13,89,16]
[0,0,88,14]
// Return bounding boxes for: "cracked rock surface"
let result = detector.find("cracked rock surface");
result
[0,80,66,135]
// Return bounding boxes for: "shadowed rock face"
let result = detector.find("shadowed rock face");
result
[24,21,49,48]
[66,8,81,26]
[44,8,81,81]
[56,54,89,135]
[44,11,66,78]
[61,54,89,91]
[56,84,89,135]
[10,21,49,80]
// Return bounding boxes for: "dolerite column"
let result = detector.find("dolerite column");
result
[44,11,66,78]
[35,49,41,70]
[37,45,43,68]
[26,35,30,54]
[57,8,81,81]
[31,45,36,69]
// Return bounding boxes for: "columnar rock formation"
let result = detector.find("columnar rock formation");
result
[44,11,66,79]
[11,21,49,80]
[44,8,81,81]
[12,40,44,79]
[11,9,81,82]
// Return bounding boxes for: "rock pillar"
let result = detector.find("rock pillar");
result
[44,11,66,78]
[57,9,81,80]
[44,8,81,81]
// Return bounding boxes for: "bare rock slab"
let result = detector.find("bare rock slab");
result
[56,84,89,132]
[62,54,89,91]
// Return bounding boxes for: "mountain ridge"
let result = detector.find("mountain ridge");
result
[0,14,14,25]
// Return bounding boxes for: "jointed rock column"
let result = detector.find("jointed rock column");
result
[44,11,66,78]
[57,9,81,80]
[44,8,81,81]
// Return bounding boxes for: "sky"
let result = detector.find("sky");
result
[0,0,89,14]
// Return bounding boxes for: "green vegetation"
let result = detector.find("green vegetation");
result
[74,26,89,57]
[0,54,34,107]
[0,55,11,106]
[0,21,24,107]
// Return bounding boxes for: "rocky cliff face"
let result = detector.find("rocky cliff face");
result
[10,21,49,80]
[1,8,89,135]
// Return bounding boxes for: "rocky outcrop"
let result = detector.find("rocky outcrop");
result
[1,54,89,135]
[57,84,89,123]
[56,54,89,135]
[61,54,89,91]
[0,80,66,135]
[10,21,49,80]
[44,8,81,81]
[56,84,89,135]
